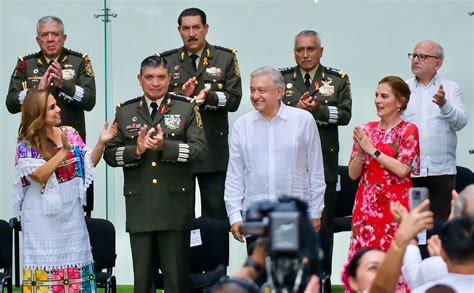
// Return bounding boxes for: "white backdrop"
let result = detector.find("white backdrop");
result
[1,0,473,285]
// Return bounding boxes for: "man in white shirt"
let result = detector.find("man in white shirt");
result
[224,66,326,247]
[403,40,468,220]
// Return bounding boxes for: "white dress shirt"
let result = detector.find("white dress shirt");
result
[224,103,326,225]
[403,74,468,176]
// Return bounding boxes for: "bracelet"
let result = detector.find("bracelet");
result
[56,144,64,149]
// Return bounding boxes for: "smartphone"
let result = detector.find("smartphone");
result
[408,187,429,211]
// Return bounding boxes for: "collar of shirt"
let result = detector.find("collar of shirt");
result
[252,102,289,122]
[299,65,319,83]
[187,47,205,63]
[144,95,164,114]
[415,73,440,88]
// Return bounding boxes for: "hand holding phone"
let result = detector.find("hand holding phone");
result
[409,187,429,211]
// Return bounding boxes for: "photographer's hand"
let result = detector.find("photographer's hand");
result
[231,221,244,243]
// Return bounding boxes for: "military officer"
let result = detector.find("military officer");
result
[280,30,352,292]
[6,15,95,141]
[104,55,207,293]
[157,7,242,222]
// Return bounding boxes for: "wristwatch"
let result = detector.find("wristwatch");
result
[372,149,381,159]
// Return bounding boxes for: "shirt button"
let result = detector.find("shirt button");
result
[151,161,157,167]
[152,179,158,184]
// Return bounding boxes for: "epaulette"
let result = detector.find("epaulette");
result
[278,67,294,75]
[214,45,237,54]
[117,97,141,108]
[20,52,41,61]
[169,92,194,103]
[325,67,348,79]
[64,48,85,58]
[155,48,179,57]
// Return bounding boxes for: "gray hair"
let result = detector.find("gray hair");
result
[454,184,474,218]
[435,42,444,60]
[250,66,285,89]
[295,30,322,46]
[37,16,64,35]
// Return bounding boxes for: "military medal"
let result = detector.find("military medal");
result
[132,116,137,122]
[320,79,334,96]
[33,69,39,74]
[164,114,181,129]
[286,83,293,89]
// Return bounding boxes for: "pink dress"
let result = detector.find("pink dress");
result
[347,120,420,292]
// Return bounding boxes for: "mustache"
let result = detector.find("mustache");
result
[187,37,198,42]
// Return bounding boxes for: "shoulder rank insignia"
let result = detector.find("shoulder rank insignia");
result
[155,48,179,57]
[65,48,83,57]
[325,67,348,79]
[169,92,194,103]
[278,67,294,75]
[117,97,141,108]
[21,52,41,61]
[214,45,237,54]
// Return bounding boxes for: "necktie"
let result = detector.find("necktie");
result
[150,102,158,120]
[304,73,311,91]
[190,54,198,71]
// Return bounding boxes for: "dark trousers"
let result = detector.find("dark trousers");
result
[129,231,189,293]
[319,183,336,293]
[412,175,455,220]
[194,171,228,221]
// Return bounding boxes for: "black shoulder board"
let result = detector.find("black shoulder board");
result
[21,52,41,61]
[169,92,194,103]
[214,45,236,54]
[117,97,141,108]
[156,48,179,57]
[325,67,348,78]
[64,48,84,57]
[278,67,294,75]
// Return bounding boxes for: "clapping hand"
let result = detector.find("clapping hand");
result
[194,88,209,105]
[48,60,64,88]
[298,92,318,112]
[182,77,197,97]
[99,122,118,144]
[60,128,73,151]
[353,126,375,154]
[432,84,446,107]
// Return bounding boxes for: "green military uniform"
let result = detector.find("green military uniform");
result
[104,93,207,293]
[6,48,96,141]
[158,42,242,221]
[280,64,352,288]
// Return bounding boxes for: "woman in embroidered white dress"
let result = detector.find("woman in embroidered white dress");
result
[13,89,116,292]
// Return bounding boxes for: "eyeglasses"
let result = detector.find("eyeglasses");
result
[408,53,440,61]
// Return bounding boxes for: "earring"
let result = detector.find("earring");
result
[397,108,401,112]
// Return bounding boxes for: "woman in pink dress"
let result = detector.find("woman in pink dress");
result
[346,76,420,292]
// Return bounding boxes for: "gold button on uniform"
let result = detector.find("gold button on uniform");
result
[325,100,328,104]
[171,133,175,137]
[151,162,157,167]
[181,188,186,192]
[152,179,158,184]
[128,191,132,195]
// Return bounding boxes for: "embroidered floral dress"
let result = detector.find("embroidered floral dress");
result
[347,120,419,292]
[13,127,97,293]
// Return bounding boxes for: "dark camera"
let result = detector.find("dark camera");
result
[240,197,322,292]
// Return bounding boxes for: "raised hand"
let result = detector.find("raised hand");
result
[60,128,72,151]
[48,60,64,88]
[153,124,164,151]
[38,66,53,90]
[195,88,209,105]
[182,77,197,97]
[136,125,158,156]
[99,122,118,144]
[432,84,446,106]
[354,126,375,154]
